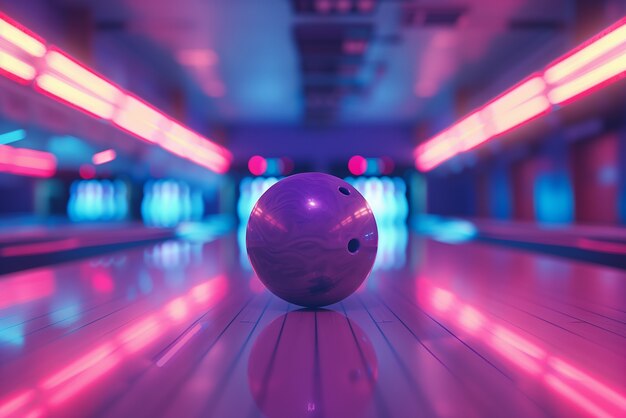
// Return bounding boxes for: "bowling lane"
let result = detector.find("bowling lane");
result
[1,232,625,418]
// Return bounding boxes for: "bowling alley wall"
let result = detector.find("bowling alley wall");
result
[452,87,623,224]
[0,0,229,226]
[1,0,626,232]
[417,14,626,226]
[425,120,626,225]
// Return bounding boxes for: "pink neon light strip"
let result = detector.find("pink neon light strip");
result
[549,357,626,410]
[544,19,626,85]
[483,76,549,137]
[35,73,117,119]
[0,238,79,257]
[92,148,116,165]
[118,316,161,353]
[0,14,46,57]
[544,375,614,418]
[43,49,121,103]
[415,75,549,171]
[0,145,57,177]
[547,49,626,104]
[0,275,227,416]
[47,355,121,406]
[0,13,232,174]
[0,391,34,418]
[421,281,626,417]
[0,50,36,82]
[416,17,626,171]
[40,344,116,390]
[0,270,55,310]
[112,95,166,143]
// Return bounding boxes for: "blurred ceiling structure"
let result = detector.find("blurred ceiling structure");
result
[2,0,623,174]
[63,0,576,125]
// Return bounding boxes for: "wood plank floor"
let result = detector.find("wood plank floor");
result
[0,232,624,418]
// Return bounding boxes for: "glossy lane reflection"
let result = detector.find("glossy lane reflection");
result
[417,278,626,418]
[0,238,234,418]
[248,309,378,418]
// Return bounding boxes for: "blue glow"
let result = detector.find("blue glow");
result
[374,226,408,270]
[413,215,478,244]
[364,159,380,176]
[238,224,251,270]
[345,177,409,227]
[236,176,280,225]
[236,176,410,270]
[265,159,281,176]
[49,135,94,165]
[144,240,191,270]
[534,171,574,224]
[432,221,477,243]
[0,129,26,145]
[50,300,82,326]
[235,175,410,231]
[176,215,235,242]
[68,180,129,222]
[0,319,24,347]
[142,180,204,227]
[236,176,280,269]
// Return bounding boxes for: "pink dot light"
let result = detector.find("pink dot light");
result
[79,164,95,179]
[348,155,367,176]
[248,155,267,176]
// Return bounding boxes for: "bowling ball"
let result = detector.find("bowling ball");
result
[246,172,378,307]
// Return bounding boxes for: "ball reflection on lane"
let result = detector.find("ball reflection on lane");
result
[248,309,378,418]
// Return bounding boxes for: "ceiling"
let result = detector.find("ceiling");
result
[59,0,572,126]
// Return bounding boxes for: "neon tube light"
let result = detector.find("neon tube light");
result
[112,95,167,143]
[35,73,117,119]
[0,14,46,57]
[0,145,57,177]
[0,50,36,82]
[544,20,626,84]
[43,50,122,104]
[92,149,116,165]
[483,76,549,136]
[0,275,227,416]
[0,129,26,145]
[547,49,626,104]
[418,280,626,417]
[0,13,232,174]
[416,17,626,171]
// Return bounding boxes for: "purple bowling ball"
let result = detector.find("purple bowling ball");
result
[246,172,378,307]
